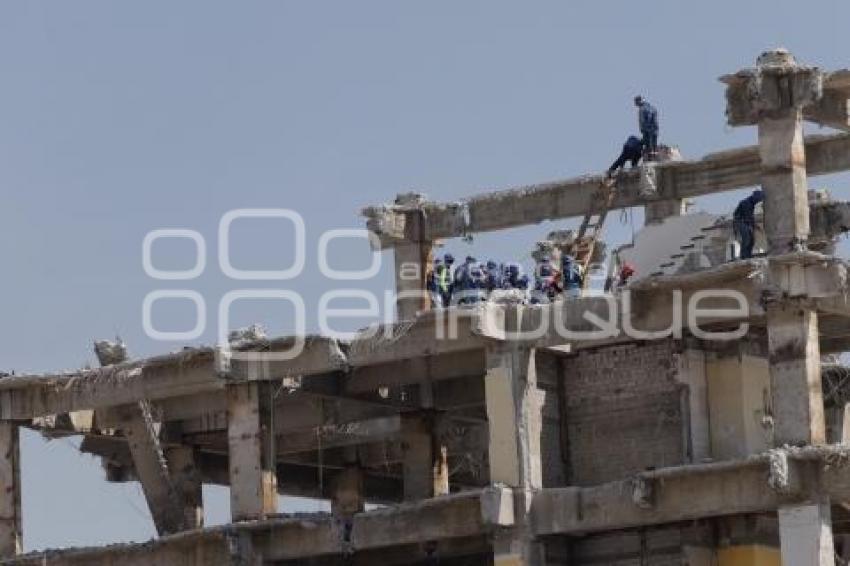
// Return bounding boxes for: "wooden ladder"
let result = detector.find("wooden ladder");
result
[571,177,617,287]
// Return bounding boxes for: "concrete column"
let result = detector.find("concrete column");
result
[485,345,545,566]
[331,465,364,518]
[124,403,187,535]
[778,503,835,566]
[675,349,711,462]
[706,352,772,459]
[746,50,821,255]
[0,423,21,558]
[767,305,826,446]
[400,412,448,500]
[165,446,204,530]
[644,199,685,225]
[484,345,542,489]
[394,209,433,320]
[227,382,277,521]
[759,107,809,254]
[493,530,545,566]
[724,50,823,253]
[433,443,449,497]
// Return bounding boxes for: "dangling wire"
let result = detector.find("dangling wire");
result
[317,401,324,497]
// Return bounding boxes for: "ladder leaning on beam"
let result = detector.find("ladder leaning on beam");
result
[571,177,617,288]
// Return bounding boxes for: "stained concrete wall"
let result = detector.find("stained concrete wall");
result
[536,350,566,488]
[560,341,687,485]
[560,525,712,566]
[706,354,771,460]
[716,545,780,566]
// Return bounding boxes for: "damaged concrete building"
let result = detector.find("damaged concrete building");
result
[3,49,850,565]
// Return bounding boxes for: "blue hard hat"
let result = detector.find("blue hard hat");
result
[444,253,455,263]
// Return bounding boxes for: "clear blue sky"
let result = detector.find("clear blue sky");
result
[1,0,848,551]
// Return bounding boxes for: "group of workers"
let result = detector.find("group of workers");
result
[604,95,765,259]
[427,254,522,308]
[426,254,524,308]
[424,94,764,312]
[426,252,605,308]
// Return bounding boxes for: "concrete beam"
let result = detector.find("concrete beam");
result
[363,133,850,247]
[347,310,487,368]
[279,415,400,455]
[0,350,222,420]
[77,434,406,502]
[0,337,345,419]
[5,488,513,565]
[159,391,398,439]
[531,447,850,537]
[346,350,486,394]
[226,335,347,381]
[806,91,850,132]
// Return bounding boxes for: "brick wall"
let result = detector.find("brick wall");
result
[561,341,686,485]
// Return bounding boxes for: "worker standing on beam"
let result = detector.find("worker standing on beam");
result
[607,135,644,177]
[634,95,659,160]
[732,189,764,259]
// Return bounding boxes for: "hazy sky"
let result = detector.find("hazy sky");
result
[1,0,848,551]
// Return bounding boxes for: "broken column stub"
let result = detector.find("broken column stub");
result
[724,49,823,127]
[724,49,824,254]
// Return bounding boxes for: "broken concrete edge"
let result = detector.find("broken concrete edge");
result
[2,488,510,564]
[6,448,848,563]
[629,250,846,291]
[677,198,850,249]
[530,445,850,537]
[2,252,848,401]
[0,335,348,390]
[634,444,850,480]
[361,132,850,247]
